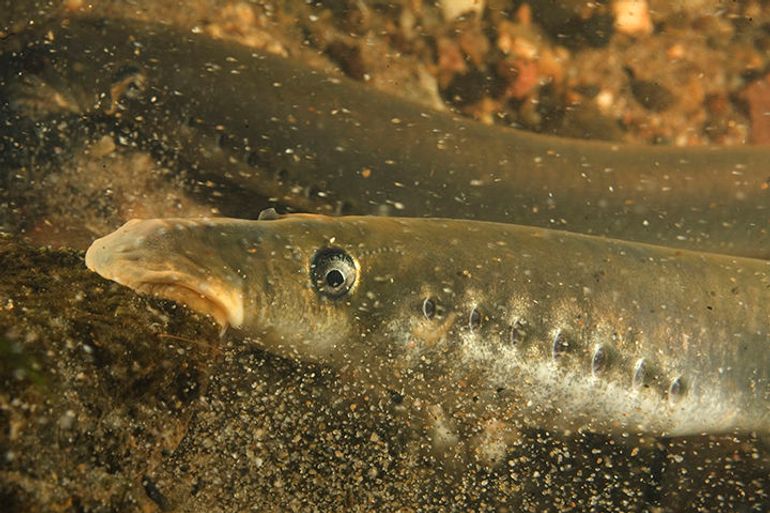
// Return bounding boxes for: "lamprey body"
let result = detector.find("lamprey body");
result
[3,17,769,257]
[86,214,770,448]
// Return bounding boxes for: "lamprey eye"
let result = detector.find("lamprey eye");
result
[310,248,357,299]
[110,65,147,102]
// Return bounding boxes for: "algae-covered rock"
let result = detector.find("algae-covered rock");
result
[0,237,220,511]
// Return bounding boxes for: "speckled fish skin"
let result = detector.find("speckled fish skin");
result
[4,17,769,258]
[85,215,770,441]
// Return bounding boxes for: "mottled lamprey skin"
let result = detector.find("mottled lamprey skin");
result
[86,215,770,445]
[2,17,769,258]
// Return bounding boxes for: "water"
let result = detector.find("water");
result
[1,2,769,511]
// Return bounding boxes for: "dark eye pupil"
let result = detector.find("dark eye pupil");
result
[326,269,345,288]
[310,247,356,299]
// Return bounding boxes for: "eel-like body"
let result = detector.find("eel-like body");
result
[85,214,770,453]
[2,17,769,258]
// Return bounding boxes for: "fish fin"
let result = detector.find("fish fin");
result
[257,208,281,221]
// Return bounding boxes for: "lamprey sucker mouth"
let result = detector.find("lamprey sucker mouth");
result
[85,219,245,329]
